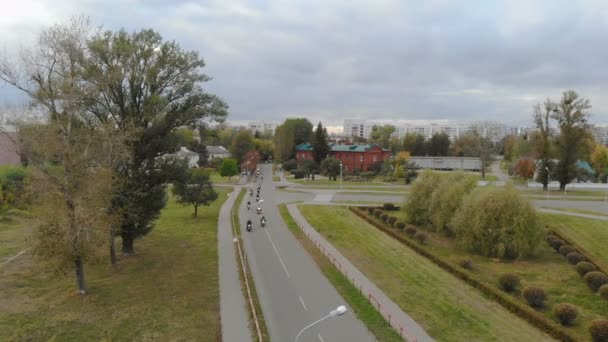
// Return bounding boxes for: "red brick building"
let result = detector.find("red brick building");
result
[295,143,391,173]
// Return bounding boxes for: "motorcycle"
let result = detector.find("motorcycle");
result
[256,207,262,215]
[247,203,251,210]
[260,218,266,227]
[246,222,252,232]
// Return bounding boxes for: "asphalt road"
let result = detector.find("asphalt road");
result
[239,165,373,342]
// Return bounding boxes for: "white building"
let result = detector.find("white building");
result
[592,124,608,145]
[206,145,231,160]
[248,121,275,135]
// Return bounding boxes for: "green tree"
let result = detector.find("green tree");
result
[301,159,319,179]
[403,133,427,156]
[219,158,239,181]
[405,170,442,225]
[590,144,608,178]
[254,138,274,162]
[312,122,330,164]
[451,131,494,179]
[428,132,450,156]
[369,124,395,148]
[231,130,255,163]
[84,28,228,255]
[273,118,313,161]
[428,173,477,235]
[172,167,218,217]
[320,157,341,181]
[551,91,592,190]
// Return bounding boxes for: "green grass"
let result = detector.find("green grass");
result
[291,179,384,185]
[299,205,552,342]
[0,218,30,260]
[520,188,608,197]
[541,207,608,217]
[0,188,230,341]
[278,204,402,342]
[210,171,240,184]
[541,213,608,270]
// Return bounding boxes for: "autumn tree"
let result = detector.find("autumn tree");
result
[0,17,121,293]
[451,130,495,179]
[514,158,536,182]
[551,91,592,190]
[590,144,608,180]
[83,28,228,255]
[172,167,218,217]
[312,122,330,164]
[533,100,556,190]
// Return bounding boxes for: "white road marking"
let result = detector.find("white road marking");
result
[299,295,308,311]
[1,247,31,266]
[264,229,291,278]
[318,333,325,342]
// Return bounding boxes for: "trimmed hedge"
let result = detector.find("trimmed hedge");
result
[499,273,520,293]
[383,203,396,211]
[405,226,417,237]
[373,209,382,218]
[599,284,608,301]
[566,252,585,265]
[415,232,427,245]
[548,237,565,251]
[584,272,608,292]
[351,207,576,342]
[559,245,576,257]
[523,287,547,308]
[367,207,375,215]
[459,258,473,270]
[576,262,597,277]
[553,303,578,326]
[380,213,388,222]
[395,221,405,230]
[590,319,608,342]
[388,216,397,226]
[550,230,607,275]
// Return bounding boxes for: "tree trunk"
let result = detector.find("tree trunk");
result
[122,232,135,256]
[109,224,117,266]
[481,164,486,179]
[74,257,87,295]
[194,204,198,217]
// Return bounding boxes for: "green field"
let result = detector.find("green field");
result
[299,205,552,342]
[541,207,608,217]
[541,213,608,270]
[278,205,402,342]
[210,171,240,184]
[0,188,230,341]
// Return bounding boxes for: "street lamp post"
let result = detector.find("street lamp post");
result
[545,166,550,200]
[339,162,343,191]
[294,305,347,342]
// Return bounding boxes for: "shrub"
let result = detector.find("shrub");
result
[548,237,565,251]
[523,286,547,308]
[553,303,578,326]
[459,258,473,270]
[383,203,395,211]
[415,232,428,245]
[395,221,406,230]
[590,319,608,342]
[380,213,388,222]
[566,252,585,265]
[405,225,417,237]
[498,273,520,293]
[405,171,442,225]
[282,159,297,171]
[428,173,477,235]
[367,207,375,215]
[452,186,542,259]
[559,245,576,256]
[388,216,397,226]
[373,209,382,218]
[584,272,608,292]
[291,168,306,179]
[599,284,608,301]
[576,261,597,276]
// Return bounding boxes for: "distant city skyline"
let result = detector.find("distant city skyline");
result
[2,1,608,125]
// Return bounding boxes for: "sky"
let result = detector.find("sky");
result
[2,0,608,131]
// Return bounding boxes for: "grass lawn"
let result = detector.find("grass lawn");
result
[541,207,608,217]
[272,176,280,182]
[0,187,230,341]
[299,205,552,342]
[541,213,608,270]
[210,171,240,184]
[0,218,30,260]
[278,205,402,342]
[291,179,384,186]
[520,188,608,197]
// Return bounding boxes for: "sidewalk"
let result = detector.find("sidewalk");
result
[218,187,252,342]
[286,204,434,342]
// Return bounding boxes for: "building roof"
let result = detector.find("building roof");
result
[206,145,230,154]
[295,143,313,151]
[330,144,389,152]
[175,146,199,157]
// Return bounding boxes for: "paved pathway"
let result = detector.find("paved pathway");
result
[218,186,253,342]
[287,204,434,342]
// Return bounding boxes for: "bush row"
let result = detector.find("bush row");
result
[352,207,577,341]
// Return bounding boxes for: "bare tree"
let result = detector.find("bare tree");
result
[533,100,556,191]
[0,16,118,294]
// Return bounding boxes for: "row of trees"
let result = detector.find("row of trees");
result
[0,17,227,293]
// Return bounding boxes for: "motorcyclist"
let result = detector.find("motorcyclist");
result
[247,201,251,210]
[249,189,253,196]
[260,216,267,227]
[246,219,252,231]
[256,207,262,214]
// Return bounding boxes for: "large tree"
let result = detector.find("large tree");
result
[369,124,395,148]
[0,17,121,293]
[451,131,494,179]
[273,118,313,161]
[320,157,341,181]
[532,100,556,190]
[312,122,330,164]
[428,132,450,156]
[172,167,218,217]
[231,129,255,163]
[402,133,427,156]
[551,91,592,190]
[84,28,228,255]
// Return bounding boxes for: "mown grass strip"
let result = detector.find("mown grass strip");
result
[278,204,404,342]
[231,188,270,341]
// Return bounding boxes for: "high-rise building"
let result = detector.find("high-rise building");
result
[248,121,275,135]
[592,124,608,145]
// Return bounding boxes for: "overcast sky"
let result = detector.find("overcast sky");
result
[2,0,608,129]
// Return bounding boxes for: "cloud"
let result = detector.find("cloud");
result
[1,0,608,127]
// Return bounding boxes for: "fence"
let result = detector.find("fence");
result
[292,216,418,342]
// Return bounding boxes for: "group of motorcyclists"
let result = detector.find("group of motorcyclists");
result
[245,167,266,232]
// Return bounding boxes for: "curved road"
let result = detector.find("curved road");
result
[238,165,374,342]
